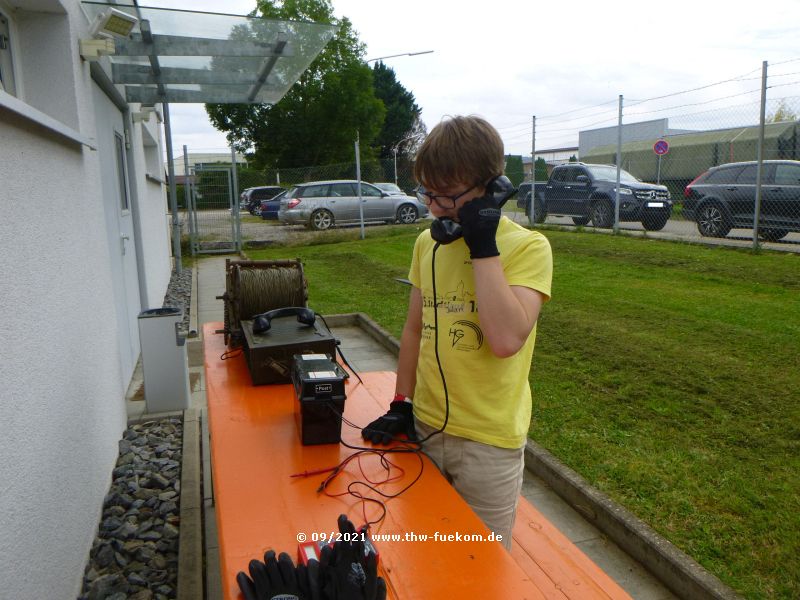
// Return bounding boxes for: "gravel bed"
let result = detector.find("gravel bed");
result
[78,267,192,599]
[162,267,192,333]
[78,418,183,600]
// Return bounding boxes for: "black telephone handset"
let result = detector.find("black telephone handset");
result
[252,306,316,334]
[429,175,517,245]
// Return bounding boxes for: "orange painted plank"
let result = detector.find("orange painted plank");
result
[204,324,547,600]
[512,496,632,599]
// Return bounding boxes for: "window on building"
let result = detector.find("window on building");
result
[0,10,16,96]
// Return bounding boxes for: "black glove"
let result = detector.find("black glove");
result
[237,550,316,600]
[319,515,387,600]
[361,400,416,445]
[457,192,501,258]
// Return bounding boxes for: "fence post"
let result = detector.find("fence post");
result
[529,115,536,227]
[614,95,623,233]
[753,60,768,250]
[183,146,194,257]
[355,132,365,240]
[230,145,241,252]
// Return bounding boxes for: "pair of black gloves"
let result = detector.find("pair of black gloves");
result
[236,515,386,600]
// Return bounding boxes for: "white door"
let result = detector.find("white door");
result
[93,85,141,385]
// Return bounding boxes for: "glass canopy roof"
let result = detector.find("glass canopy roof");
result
[81,2,337,104]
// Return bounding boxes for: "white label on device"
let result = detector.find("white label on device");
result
[299,354,328,361]
[309,371,336,379]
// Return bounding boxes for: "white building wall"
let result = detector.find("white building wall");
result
[0,1,172,597]
[0,110,127,600]
[129,113,172,310]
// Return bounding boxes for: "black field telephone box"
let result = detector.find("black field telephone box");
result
[241,317,336,385]
[291,354,348,445]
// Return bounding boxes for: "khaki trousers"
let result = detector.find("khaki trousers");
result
[416,420,525,550]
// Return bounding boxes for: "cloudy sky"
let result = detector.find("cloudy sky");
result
[154,0,800,158]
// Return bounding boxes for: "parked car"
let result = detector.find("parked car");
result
[373,182,406,195]
[278,180,429,230]
[683,160,800,240]
[517,163,672,230]
[259,190,287,220]
[240,186,285,215]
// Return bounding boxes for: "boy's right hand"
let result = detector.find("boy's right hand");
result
[361,401,416,445]
[457,192,502,259]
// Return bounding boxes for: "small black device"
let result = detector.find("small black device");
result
[241,312,336,385]
[430,175,517,244]
[291,354,348,445]
[252,306,316,334]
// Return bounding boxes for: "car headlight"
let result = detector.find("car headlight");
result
[613,188,633,195]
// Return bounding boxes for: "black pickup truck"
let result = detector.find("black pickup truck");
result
[516,163,673,230]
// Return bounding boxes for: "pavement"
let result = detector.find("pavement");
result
[127,255,683,599]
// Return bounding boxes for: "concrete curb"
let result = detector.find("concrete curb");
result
[325,312,742,600]
[177,409,203,600]
[524,442,742,600]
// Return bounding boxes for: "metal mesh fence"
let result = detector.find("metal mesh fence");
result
[259,158,417,196]
[171,60,800,254]
[519,59,800,248]
[178,157,418,253]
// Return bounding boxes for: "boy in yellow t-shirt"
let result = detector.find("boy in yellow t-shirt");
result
[362,115,553,549]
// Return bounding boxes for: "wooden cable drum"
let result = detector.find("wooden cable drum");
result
[237,266,307,317]
[224,259,308,346]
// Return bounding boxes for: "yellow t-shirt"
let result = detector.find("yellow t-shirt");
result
[408,217,553,449]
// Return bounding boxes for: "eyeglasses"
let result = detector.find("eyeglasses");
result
[415,185,476,209]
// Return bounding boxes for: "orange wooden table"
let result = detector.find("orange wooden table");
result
[205,324,551,599]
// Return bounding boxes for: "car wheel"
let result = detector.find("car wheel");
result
[572,216,590,226]
[590,199,613,228]
[642,213,669,231]
[533,198,547,224]
[758,228,789,241]
[310,209,334,231]
[397,204,418,224]
[696,203,731,237]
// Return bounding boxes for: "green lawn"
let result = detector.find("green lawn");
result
[246,225,800,599]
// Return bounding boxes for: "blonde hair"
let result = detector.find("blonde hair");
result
[414,115,505,191]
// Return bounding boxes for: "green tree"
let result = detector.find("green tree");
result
[371,61,423,159]
[568,154,578,162]
[504,155,524,186]
[535,157,549,181]
[768,99,798,123]
[205,0,385,169]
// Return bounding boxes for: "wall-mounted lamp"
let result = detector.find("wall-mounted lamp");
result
[89,8,138,40]
[80,8,138,61]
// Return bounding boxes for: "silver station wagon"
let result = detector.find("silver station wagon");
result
[278,180,429,230]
